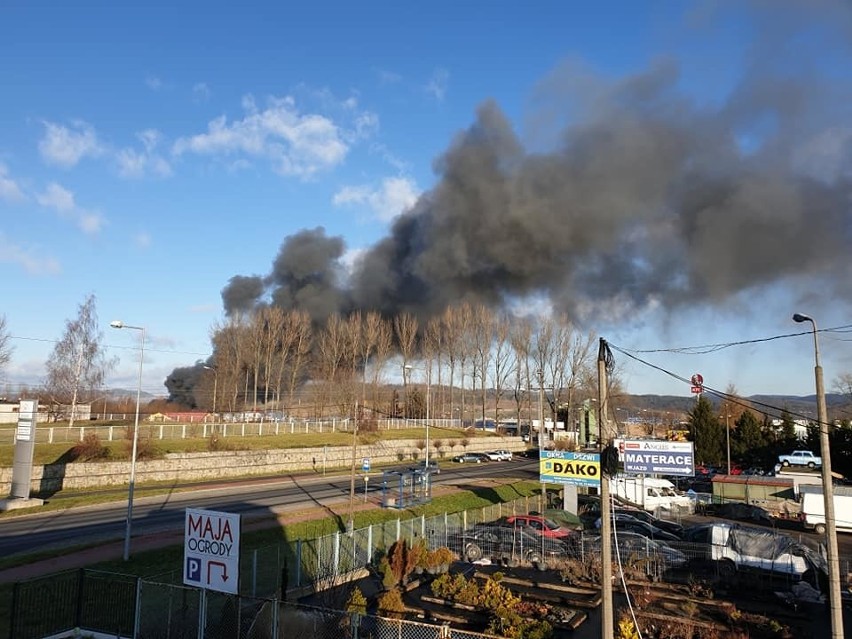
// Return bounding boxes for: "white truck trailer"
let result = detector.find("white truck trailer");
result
[800,484,852,535]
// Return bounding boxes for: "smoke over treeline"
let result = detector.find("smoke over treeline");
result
[223,40,852,327]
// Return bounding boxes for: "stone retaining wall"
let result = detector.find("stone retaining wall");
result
[0,437,527,494]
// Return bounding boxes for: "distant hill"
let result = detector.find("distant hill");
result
[626,393,849,421]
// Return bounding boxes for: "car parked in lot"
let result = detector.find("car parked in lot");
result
[484,450,513,461]
[498,514,574,539]
[452,452,487,463]
[596,513,682,542]
[614,507,684,537]
[440,524,566,566]
[778,450,822,469]
[582,531,688,570]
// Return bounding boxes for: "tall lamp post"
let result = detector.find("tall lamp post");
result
[110,320,145,562]
[793,313,842,639]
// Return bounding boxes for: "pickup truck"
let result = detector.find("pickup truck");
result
[778,450,822,469]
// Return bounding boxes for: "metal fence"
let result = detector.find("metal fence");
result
[8,499,843,639]
[0,418,468,445]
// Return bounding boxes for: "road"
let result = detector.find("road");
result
[0,458,540,558]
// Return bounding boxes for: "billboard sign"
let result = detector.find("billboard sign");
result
[183,508,241,595]
[539,450,601,487]
[622,440,694,476]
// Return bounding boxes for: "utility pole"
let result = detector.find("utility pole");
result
[537,369,545,452]
[348,401,358,533]
[597,339,614,639]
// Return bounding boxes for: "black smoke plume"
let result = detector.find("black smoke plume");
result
[223,27,852,325]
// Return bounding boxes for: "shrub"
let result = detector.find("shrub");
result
[71,432,110,461]
[345,587,367,615]
[376,589,406,619]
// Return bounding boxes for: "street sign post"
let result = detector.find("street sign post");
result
[183,508,241,595]
[690,373,704,395]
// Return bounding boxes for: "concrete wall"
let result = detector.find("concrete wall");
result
[0,437,528,495]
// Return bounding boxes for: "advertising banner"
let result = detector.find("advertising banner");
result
[622,439,694,476]
[539,450,601,486]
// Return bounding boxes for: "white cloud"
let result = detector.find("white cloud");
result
[36,182,75,211]
[333,176,421,222]
[425,68,449,102]
[0,233,61,275]
[146,75,163,91]
[193,82,211,102]
[117,129,172,179]
[36,182,105,235]
[38,120,102,168]
[172,95,358,179]
[0,163,26,202]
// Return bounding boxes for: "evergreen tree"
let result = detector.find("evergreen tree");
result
[731,411,765,465]
[688,396,725,466]
[779,408,799,450]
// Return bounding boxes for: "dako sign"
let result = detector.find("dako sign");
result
[539,451,601,486]
[183,508,241,595]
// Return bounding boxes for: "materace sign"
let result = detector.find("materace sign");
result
[621,440,694,476]
[183,508,241,595]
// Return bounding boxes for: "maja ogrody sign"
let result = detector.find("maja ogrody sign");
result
[622,439,694,476]
[183,508,241,595]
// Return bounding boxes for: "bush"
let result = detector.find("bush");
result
[345,587,367,615]
[71,432,110,461]
[376,589,406,619]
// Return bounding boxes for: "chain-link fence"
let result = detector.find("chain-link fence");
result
[9,499,842,638]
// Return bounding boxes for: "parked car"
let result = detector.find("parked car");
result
[582,531,688,570]
[596,513,682,542]
[778,450,822,469]
[452,452,486,463]
[441,524,566,566]
[498,514,574,539]
[484,450,513,461]
[614,507,684,537]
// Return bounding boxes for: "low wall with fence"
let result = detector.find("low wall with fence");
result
[0,436,527,494]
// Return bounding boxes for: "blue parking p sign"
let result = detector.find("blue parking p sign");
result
[362,458,370,472]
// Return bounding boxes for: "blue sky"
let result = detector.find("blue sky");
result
[1,1,851,399]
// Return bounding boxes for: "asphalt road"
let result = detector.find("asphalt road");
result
[0,457,540,558]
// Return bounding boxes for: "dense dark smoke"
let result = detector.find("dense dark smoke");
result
[222,26,852,325]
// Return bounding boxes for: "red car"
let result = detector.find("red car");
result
[502,514,573,539]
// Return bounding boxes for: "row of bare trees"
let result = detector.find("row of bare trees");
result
[186,303,601,426]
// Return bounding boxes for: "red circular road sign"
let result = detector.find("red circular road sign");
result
[690,373,704,386]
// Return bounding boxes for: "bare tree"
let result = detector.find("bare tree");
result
[0,314,12,380]
[367,313,393,412]
[442,305,463,424]
[45,294,115,425]
[470,304,493,425]
[509,317,533,428]
[316,314,347,417]
[394,312,418,413]
[491,313,514,425]
[423,316,443,419]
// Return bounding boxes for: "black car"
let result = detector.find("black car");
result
[596,514,682,542]
[615,507,684,537]
[582,531,688,569]
[439,524,568,566]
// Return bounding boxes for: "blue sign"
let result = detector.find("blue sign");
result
[621,440,694,476]
[362,458,371,472]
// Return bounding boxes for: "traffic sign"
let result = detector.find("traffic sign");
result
[362,457,371,472]
[183,508,241,595]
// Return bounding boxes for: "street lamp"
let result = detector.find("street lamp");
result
[404,365,431,467]
[793,312,842,639]
[110,320,145,562]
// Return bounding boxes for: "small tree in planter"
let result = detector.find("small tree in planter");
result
[376,589,407,620]
[410,539,429,575]
[426,546,456,574]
